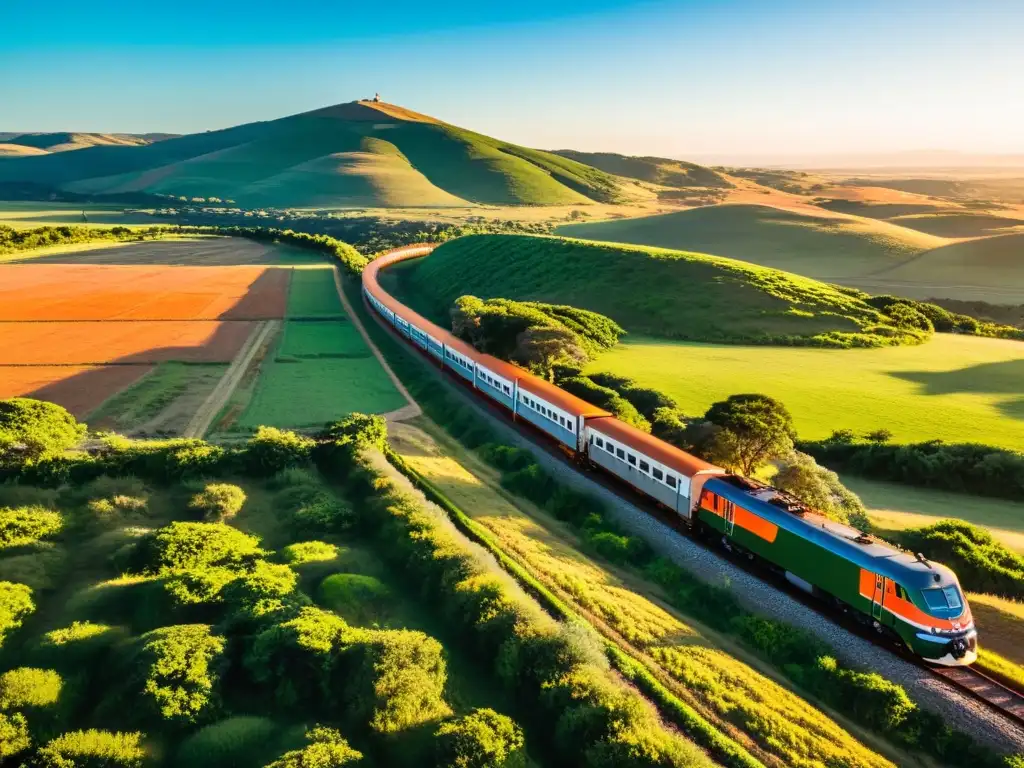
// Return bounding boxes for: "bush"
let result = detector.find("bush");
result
[245,427,314,475]
[125,624,226,725]
[188,483,246,521]
[318,574,392,626]
[281,541,339,565]
[175,716,285,768]
[0,581,34,646]
[0,398,86,469]
[34,622,127,671]
[894,520,1024,600]
[264,725,363,768]
[0,667,62,710]
[435,708,526,768]
[558,377,650,431]
[0,506,63,549]
[0,712,30,761]
[772,451,869,528]
[35,729,145,768]
[139,522,263,574]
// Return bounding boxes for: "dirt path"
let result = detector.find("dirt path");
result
[182,319,279,438]
[331,267,421,422]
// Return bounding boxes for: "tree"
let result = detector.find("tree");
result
[514,327,586,381]
[435,709,526,768]
[702,394,796,476]
[189,484,247,521]
[0,398,86,469]
[865,429,893,444]
[264,726,363,767]
[773,451,869,528]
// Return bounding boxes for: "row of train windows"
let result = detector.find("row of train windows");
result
[479,371,512,396]
[520,395,574,432]
[590,435,678,489]
[444,350,473,371]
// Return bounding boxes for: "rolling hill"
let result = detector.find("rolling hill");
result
[0,101,633,208]
[386,233,926,347]
[556,203,945,279]
[552,150,733,189]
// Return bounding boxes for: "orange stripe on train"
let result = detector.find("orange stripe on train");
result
[734,506,778,542]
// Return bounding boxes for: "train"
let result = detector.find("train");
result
[362,244,978,666]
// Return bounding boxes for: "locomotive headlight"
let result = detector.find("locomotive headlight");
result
[929,627,937,634]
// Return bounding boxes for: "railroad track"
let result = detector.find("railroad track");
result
[930,665,1024,727]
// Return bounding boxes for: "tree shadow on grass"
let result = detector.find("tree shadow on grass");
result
[890,359,1024,422]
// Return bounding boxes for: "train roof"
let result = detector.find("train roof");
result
[588,416,724,479]
[705,477,959,591]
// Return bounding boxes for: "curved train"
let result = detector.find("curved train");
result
[362,244,978,666]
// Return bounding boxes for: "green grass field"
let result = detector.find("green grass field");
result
[0,200,158,230]
[286,267,344,318]
[394,233,930,346]
[0,101,632,209]
[556,203,946,279]
[584,333,1024,450]
[234,318,405,430]
[552,150,733,189]
[841,476,1024,554]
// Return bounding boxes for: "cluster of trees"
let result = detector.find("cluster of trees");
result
[865,295,1024,341]
[0,225,172,256]
[450,296,623,381]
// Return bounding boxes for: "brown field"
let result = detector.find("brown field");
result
[0,365,154,417]
[6,237,320,266]
[0,263,288,320]
[0,321,255,364]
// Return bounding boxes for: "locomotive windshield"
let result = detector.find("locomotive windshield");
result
[922,585,963,612]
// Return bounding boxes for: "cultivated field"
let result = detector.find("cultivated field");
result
[1,236,326,266]
[0,200,157,230]
[214,267,406,433]
[584,333,1024,451]
[0,365,155,416]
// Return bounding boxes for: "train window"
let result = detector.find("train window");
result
[595,437,603,447]
[666,475,677,488]
[894,583,909,600]
[627,454,637,466]
[652,468,664,481]
[943,586,962,610]
[639,460,650,473]
[616,448,625,460]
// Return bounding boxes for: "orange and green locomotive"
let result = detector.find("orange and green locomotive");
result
[696,475,977,665]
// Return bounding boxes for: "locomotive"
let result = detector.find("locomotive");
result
[362,245,978,666]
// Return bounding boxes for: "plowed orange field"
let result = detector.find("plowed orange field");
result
[0,264,288,320]
[0,321,256,364]
[0,365,154,417]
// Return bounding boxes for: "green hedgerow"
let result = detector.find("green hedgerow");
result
[141,522,263,575]
[175,716,284,768]
[435,708,526,768]
[188,483,247,522]
[0,667,62,710]
[35,729,145,768]
[0,505,62,550]
[245,427,314,475]
[318,574,392,627]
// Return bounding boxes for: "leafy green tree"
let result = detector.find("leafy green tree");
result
[246,427,315,475]
[189,483,247,521]
[35,729,145,767]
[0,581,34,647]
[0,667,62,710]
[864,428,893,444]
[515,327,587,381]
[435,708,526,768]
[773,452,869,529]
[0,712,30,761]
[0,398,86,468]
[702,394,796,475]
[263,726,363,768]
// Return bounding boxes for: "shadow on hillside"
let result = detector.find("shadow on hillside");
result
[890,359,1024,422]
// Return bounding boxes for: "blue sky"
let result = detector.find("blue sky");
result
[2,0,1021,162]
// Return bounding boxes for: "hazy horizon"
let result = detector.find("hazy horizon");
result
[3,0,1021,163]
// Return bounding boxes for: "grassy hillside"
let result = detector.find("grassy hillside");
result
[3,132,150,153]
[584,333,1024,451]
[884,212,1024,237]
[393,234,928,346]
[557,204,945,279]
[0,144,49,158]
[552,150,733,189]
[0,101,631,208]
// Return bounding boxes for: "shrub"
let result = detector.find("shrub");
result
[245,427,314,475]
[0,581,34,646]
[0,506,63,549]
[264,725,363,768]
[772,451,869,528]
[318,574,392,626]
[162,567,239,608]
[0,712,30,761]
[222,561,299,608]
[291,495,354,534]
[175,716,284,768]
[0,398,85,469]
[434,708,526,768]
[281,541,339,565]
[0,543,66,591]
[139,522,263,574]
[0,667,62,710]
[35,622,128,670]
[127,624,226,725]
[35,729,145,768]
[558,377,650,431]
[188,483,246,522]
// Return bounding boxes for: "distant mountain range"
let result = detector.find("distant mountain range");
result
[0,102,642,208]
